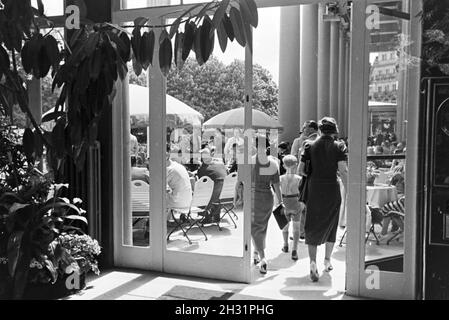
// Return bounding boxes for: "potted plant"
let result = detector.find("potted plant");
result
[0,118,101,300]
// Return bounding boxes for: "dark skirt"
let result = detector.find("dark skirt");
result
[304,179,341,246]
[251,190,274,252]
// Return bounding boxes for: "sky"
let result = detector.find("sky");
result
[36,1,281,83]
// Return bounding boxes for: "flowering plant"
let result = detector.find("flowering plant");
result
[57,234,101,275]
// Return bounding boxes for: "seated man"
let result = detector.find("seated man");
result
[197,148,227,223]
[131,155,150,184]
[380,196,405,236]
[166,146,193,213]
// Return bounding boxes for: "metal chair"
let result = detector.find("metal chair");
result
[131,180,150,226]
[213,172,238,231]
[365,206,384,245]
[167,176,214,244]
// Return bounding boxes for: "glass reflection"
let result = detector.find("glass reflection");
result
[364,0,410,272]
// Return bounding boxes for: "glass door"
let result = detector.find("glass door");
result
[112,8,253,283]
[347,0,421,299]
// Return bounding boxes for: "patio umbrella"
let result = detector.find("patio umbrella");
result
[203,107,282,130]
[129,84,204,128]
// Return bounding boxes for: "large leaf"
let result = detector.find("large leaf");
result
[223,14,235,42]
[174,32,185,69]
[217,20,228,53]
[44,35,59,68]
[239,0,258,28]
[65,215,88,225]
[52,119,66,159]
[131,26,142,62]
[212,0,230,28]
[118,32,131,62]
[41,111,66,123]
[159,29,172,77]
[7,231,24,277]
[229,8,245,46]
[43,259,58,284]
[182,21,196,61]
[0,45,10,76]
[34,130,44,158]
[22,128,35,161]
[134,17,149,27]
[199,16,214,63]
[84,32,100,57]
[140,31,155,70]
[193,24,204,66]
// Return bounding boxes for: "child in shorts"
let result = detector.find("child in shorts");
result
[279,155,305,260]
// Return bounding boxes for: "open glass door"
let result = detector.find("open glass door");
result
[161,19,253,283]
[347,0,421,299]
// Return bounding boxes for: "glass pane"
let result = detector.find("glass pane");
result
[165,19,245,256]
[32,0,64,16]
[128,63,150,247]
[121,0,181,10]
[364,0,411,272]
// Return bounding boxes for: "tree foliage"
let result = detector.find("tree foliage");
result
[129,56,278,121]
[422,0,449,76]
[0,0,257,176]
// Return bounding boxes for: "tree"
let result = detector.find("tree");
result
[129,56,279,121]
[422,0,449,76]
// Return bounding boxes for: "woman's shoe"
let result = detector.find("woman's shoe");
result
[324,259,333,272]
[310,261,319,282]
[259,259,267,274]
[291,250,298,261]
[281,245,289,253]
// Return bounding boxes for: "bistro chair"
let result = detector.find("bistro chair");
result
[131,180,150,226]
[213,172,238,231]
[365,206,383,245]
[167,176,214,244]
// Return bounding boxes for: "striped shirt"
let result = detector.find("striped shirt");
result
[381,196,405,216]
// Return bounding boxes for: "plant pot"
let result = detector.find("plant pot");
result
[23,272,86,300]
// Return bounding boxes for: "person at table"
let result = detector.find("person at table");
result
[227,143,239,173]
[166,145,193,212]
[248,134,283,275]
[131,155,150,184]
[197,148,228,223]
[224,129,244,162]
[299,117,348,282]
[130,133,139,157]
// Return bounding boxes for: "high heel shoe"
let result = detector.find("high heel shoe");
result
[310,261,319,282]
[259,259,267,274]
[324,259,333,272]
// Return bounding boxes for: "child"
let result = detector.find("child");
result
[279,155,305,261]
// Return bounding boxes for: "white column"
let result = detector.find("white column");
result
[279,6,301,143]
[329,21,340,120]
[300,4,319,124]
[338,28,347,137]
[317,3,330,120]
[344,40,350,138]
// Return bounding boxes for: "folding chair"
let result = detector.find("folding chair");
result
[131,180,150,240]
[213,172,238,231]
[365,206,383,245]
[167,176,214,244]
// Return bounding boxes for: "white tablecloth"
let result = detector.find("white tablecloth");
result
[366,185,398,208]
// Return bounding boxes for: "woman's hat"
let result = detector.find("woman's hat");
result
[319,117,339,134]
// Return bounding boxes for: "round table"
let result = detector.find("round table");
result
[366,185,398,208]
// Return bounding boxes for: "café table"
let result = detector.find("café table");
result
[366,185,398,208]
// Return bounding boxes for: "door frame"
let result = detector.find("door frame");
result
[346,0,422,299]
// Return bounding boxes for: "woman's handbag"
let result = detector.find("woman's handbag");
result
[298,176,308,203]
[273,204,288,230]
